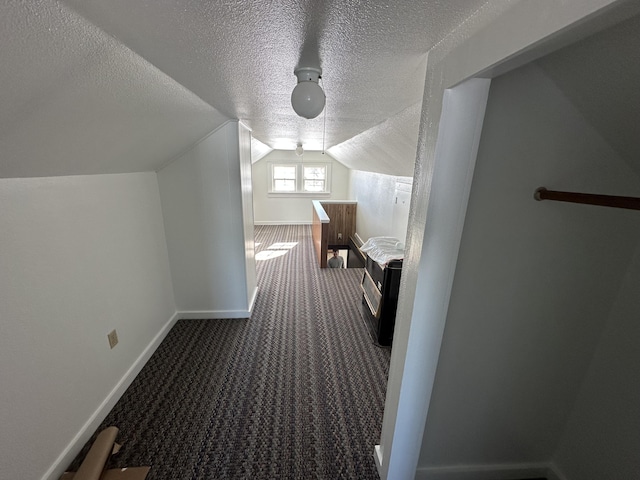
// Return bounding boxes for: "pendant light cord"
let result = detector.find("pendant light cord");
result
[320,78,327,155]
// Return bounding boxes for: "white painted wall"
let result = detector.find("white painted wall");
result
[348,170,412,244]
[379,1,632,479]
[381,76,491,480]
[158,121,257,317]
[0,173,176,480]
[239,123,258,310]
[252,150,349,224]
[417,61,640,471]
[553,241,640,479]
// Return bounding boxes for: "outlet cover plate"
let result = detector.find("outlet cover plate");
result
[108,329,119,349]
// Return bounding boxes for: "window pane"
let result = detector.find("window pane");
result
[304,180,325,192]
[274,165,296,179]
[304,166,325,180]
[274,179,296,191]
[270,163,329,194]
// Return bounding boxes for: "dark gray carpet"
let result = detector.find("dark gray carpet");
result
[69,224,390,479]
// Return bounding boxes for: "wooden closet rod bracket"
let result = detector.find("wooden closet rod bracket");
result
[534,187,640,211]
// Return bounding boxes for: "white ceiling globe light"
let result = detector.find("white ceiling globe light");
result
[291,67,325,119]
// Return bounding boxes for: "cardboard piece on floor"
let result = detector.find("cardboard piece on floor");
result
[60,427,149,480]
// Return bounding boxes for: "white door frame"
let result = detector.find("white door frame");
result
[376,1,636,479]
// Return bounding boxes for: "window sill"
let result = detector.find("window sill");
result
[267,192,332,198]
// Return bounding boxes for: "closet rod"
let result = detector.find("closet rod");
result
[534,187,640,211]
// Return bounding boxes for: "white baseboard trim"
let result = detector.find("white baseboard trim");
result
[42,312,180,480]
[254,221,312,225]
[374,445,384,477]
[415,462,556,480]
[179,310,251,319]
[247,287,258,315]
[546,462,568,480]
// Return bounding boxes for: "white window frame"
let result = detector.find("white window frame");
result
[270,164,297,193]
[268,162,331,196]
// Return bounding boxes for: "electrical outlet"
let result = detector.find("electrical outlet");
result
[107,329,119,349]
[337,233,342,240]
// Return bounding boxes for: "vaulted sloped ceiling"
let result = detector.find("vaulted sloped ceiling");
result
[1,0,490,179]
[0,1,228,178]
[328,103,422,177]
[536,12,640,180]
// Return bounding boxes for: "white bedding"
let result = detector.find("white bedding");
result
[359,236,405,265]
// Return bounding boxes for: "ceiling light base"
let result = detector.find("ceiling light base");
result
[291,67,326,119]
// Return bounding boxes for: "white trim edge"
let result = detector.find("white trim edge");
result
[254,221,312,225]
[42,312,180,480]
[546,462,568,480]
[179,310,251,319]
[374,445,384,477]
[247,287,258,315]
[415,462,557,480]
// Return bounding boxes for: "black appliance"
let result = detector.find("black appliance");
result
[361,256,402,347]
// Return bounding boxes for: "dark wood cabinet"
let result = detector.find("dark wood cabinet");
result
[361,256,402,347]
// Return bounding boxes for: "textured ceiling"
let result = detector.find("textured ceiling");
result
[329,102,423,177]
[3,1,638,180]
[62,0,487,150]
[0,1,227,178]
[0,0,489,178]
[536,12,640,179]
